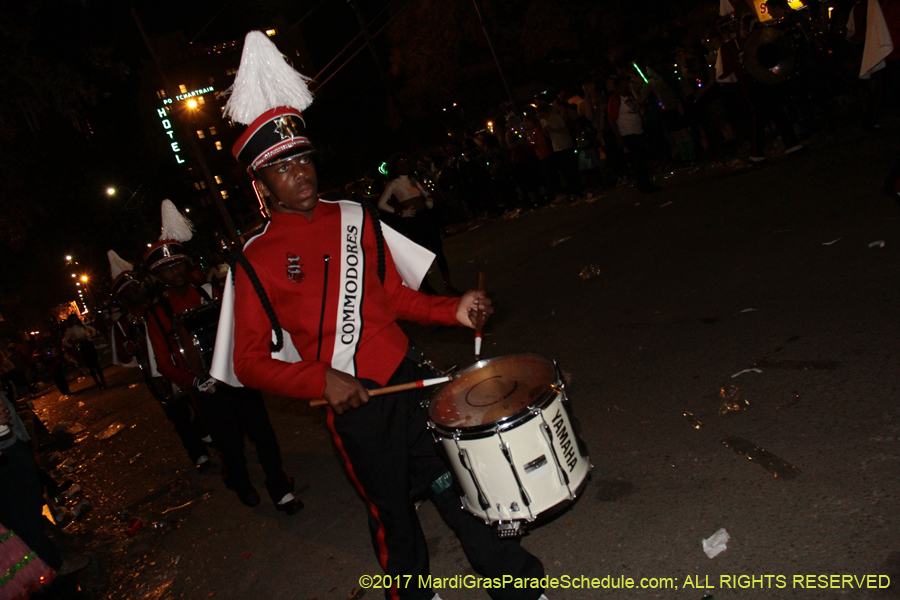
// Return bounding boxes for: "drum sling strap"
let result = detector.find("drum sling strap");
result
[228,200,386,354]
[149,299,179,365]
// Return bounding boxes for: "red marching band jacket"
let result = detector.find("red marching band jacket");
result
[231,200,458,400]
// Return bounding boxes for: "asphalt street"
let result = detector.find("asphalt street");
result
[34,127,900,600]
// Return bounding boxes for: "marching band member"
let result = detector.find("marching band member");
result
[217,31,547,600]
[108,250,212,470]
[144,202,300,514]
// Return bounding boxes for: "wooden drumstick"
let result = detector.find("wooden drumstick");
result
[308,376,450,407]
[474,271,486,361]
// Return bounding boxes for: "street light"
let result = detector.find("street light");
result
[187,99,198,108]
[65,255,72,261]
[80,275,88,283]
[105,185,142,210]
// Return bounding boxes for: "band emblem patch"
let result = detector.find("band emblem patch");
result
[286,253,304,283]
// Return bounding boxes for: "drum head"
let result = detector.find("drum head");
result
[429,354,557,430]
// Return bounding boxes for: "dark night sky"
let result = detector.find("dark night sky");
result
[1,0,722,331]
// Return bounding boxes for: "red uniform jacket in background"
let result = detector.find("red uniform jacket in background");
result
[146,287,213,390]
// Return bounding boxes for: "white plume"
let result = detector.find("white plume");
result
[108,250,133,279]
[224,31,314,125]
[159,199,194,242]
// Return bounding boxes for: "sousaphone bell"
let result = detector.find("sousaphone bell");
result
[742,17,810,84]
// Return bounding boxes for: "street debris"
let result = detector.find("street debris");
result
[822,238,842,246]
[126,517,144,537]
[682,411,703,429]
[702,528,730,559]
[97,422,127,440]
[579,265,602,280]
[660,201,673,207]
[721,436,800,478]
[718,385,750,415]
[869,240,885,248]
[550,236,573,247]
[730,368,762,378]
[740,308,758,313]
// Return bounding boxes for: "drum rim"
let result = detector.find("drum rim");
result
[173,299,222,379]
[429,353,560,438]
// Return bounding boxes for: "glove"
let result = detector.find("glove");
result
[194,377,218,394]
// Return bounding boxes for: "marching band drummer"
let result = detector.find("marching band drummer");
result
[108,250,213,471]
[219,31,547,600]
[144,201,301,515]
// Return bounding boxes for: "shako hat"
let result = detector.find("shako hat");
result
[143,200,194,270]
[225,31,315,173]
[108,250,140,297]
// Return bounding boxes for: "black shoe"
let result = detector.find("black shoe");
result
[236,486,261,507]
[276,496,304,516]
[195,456,216,473]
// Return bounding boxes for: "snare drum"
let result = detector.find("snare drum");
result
[428,354,590,536]
[173,301,222,379]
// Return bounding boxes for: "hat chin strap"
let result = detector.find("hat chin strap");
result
[253,174,293,212]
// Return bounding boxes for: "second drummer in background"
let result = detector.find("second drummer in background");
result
[224,31,549,600]
[144,200,302,515]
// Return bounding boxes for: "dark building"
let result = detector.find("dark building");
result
[138,22,314,247]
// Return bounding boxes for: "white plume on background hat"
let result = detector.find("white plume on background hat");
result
[159,199,194,242]
[107,250,133,279]
[224,31,314,126]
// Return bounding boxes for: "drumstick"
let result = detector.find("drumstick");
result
[474,271,486,361]
[308,376,451,407]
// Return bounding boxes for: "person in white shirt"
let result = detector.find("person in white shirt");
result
[62,315,106,389]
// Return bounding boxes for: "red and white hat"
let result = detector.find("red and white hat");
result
[108,250,140,297]
[143,200,194,270]
[225,31,315,173]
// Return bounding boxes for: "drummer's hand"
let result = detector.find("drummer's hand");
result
[456,290,493,328]
[323,368,370,415]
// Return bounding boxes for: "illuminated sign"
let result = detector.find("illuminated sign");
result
[155,86,214,165]
[156,107,186,164]
[175,86,214,102]
[754,0,805,21]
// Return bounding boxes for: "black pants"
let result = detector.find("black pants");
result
[0,440,63,570]
[552,147,582,195]
[77,340,106,389]
[193,385,292,504]
[404,211,450,276]
[160,395,209,464]
[326,358,545,600]
[622,134,652,190]
[746,80,799,158]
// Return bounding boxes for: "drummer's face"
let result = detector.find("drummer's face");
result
[257,152,319,218]
[155,261,189,290]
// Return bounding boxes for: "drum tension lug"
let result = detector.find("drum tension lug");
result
[496,520,523,539]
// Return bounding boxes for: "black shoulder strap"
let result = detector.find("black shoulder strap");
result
[228,250,284,353]
[359,200,386,285]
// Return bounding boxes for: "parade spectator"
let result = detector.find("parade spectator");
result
[539,103,583,199]
[62,315,106,390]
[378,153,459,295]
[608,78,660,193]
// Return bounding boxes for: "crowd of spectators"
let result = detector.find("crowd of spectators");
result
[350,0,899,226]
